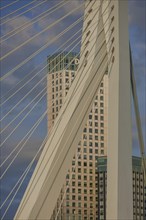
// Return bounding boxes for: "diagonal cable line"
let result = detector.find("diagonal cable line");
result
[0,33,82,133]
[0,1,98,100]
[0,87,47,148]
[0,34,84,167]
[0,28,82,106]
[0,86,47,133]
[0,21,83,123]
[0,111,47,220]
[0,110,47,180]
[0,135,48,210]
[0,34,82,146]
[1,0,68,41]
[0,90,61,170]
[0,1,107,82]
[0,81,71,178]
[0,16,83,82]
[0,0,20,10]
[0,3,84,61]
[0,0,39,23]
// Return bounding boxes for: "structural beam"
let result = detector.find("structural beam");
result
[106,1,133,219]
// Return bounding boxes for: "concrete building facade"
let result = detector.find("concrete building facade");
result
[47,52,108,220]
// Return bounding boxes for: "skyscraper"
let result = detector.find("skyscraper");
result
[47,52,108,220]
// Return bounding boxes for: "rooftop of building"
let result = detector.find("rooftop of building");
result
[47,51,79,73]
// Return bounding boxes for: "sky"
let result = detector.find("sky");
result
[0,0,146,219]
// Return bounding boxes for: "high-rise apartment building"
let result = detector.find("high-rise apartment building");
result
[96,156,146,220]
[47,52,108,220]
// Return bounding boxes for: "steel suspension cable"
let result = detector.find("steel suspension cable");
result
[0,3,84,61]
[0,16,83,82]
[0,110,47,179]
[0,111,47,220]
[0,0,37,22]
[0,18,83,122]
[0,84,69,178]
[1,0,68,41]
[0,134,48,210]
[0,34,82,149]
[0,28,82,107]
[0,0,40,23]
[1,44,81,173]
[0,31,82,124]
[0,87,47,148]
[0,1,99,100]
[0,0,19,10]
[0,89,59,170]
[0,1,102,86]
[0,36,81,134]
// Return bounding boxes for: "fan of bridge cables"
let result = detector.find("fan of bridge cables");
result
[0,1,86,219]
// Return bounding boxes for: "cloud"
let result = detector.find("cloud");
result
[62,0,84,16]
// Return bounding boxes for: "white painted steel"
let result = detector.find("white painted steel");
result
[15,1,133,219]
[106,0,133,219]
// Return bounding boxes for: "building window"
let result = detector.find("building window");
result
[95,136,98,140]
[89,142,92,147]
[89,135,92,140]
[95,129,98,133]
[95,149,98,154]
[89,128,92,133]
[72,202,76,207]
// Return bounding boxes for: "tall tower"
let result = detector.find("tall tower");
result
[47,52,108,219]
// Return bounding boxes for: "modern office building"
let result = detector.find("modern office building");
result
[96,156,146,220]
[47,52,108,220]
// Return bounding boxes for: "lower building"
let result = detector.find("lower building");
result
[96,156,146,220]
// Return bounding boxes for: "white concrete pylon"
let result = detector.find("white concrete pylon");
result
[106,0,133,219]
